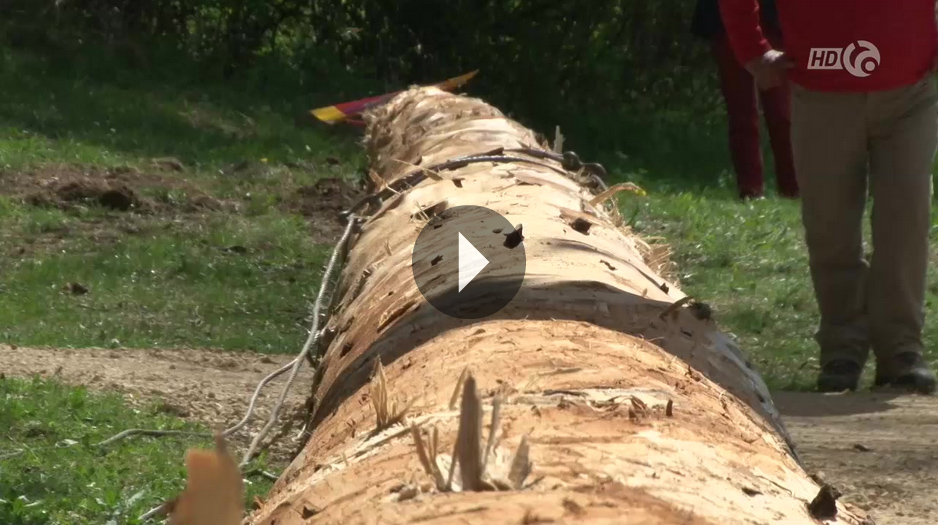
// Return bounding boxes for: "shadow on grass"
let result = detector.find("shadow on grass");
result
[0,48,369,169]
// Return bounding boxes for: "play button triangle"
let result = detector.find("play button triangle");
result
[412,205,526,319]
[458,232,489,292]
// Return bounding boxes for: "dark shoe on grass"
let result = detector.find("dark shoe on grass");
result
[874,352,936,395]
[817,359,863,392]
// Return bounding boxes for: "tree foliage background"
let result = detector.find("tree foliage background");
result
[0,0,722,151]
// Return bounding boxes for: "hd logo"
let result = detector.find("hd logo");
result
[807,40,881,78]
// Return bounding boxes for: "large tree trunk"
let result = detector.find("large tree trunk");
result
[248,88,871,524]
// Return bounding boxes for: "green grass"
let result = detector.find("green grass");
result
[0,48,365,172]
[0,198,331,351]
[0,49,347,522]
[0,47,364,352]
[0,376,272,525]
[3,40,937,383]
[3,41,938,524]
[596,91,938,390]
[619,182,938,391]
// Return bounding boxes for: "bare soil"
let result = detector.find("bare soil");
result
[0,162,363,222]
[0,163,364,255]
[0,344,314,466]
[2,344,934,524]
[0,163,226,213]
[280,176,365,243]
[0,163,232,259]
[776,391,938,525]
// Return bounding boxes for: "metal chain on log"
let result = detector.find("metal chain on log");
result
[247,88,872,525]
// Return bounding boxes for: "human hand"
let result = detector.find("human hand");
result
[744,49,794,90]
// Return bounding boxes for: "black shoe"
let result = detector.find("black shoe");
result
[817,360,863,392]
[874,352,936,395]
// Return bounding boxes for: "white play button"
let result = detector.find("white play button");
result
[413,205,526,319]
[458,232,489,292]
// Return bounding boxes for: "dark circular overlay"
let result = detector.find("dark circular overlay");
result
[412,205,526,319]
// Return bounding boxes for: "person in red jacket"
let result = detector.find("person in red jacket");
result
[692,0,799,200]
[719,0,938,394]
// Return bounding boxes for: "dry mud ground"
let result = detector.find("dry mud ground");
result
[2,344,936,525]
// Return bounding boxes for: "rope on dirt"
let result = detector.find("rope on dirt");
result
[96,360,296,450]
[95,429,213,447]
[87,215,361,522]
[238,214,361,468]
[222,360,294,436]
[100,214,359,450]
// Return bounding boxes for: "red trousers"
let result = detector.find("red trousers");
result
[712,34,799,198]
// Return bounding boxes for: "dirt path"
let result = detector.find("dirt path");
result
[0,344,314,466]
[775,391,938,525]
[2,344,936,524]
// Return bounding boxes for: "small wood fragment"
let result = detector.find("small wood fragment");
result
[553,125,564,153]
[456,375,484,491]
[570,217,592,234]
[508,435,532,489]
[659,296,693,320]
[503,225,524,249]
[807,484,841,520]
[167,434,244,525]
[450,367,470,410]
[630,396,648,414]
[587,182,646,207]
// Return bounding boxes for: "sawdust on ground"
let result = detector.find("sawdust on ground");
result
[1,344,935,525]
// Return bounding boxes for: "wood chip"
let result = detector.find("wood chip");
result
[807,484,840,520]
[503,225,524,249]
[456,374,483,491]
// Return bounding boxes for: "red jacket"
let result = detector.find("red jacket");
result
[719,0,938,91]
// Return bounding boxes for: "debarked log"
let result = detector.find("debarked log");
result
[247,87,871,525]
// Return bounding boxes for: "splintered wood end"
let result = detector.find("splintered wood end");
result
[168,435,244,525]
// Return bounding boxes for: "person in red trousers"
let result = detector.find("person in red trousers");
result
[720,0,938,394]
[692,0,799,200]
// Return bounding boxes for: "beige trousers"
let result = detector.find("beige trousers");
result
[791,76,938,367]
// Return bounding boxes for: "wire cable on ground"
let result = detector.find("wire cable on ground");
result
[95,360,297,448]
[96,429,213,447]
[100,215,361,522]
[238,214,359,467]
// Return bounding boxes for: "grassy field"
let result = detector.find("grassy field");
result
[3,47,938,523]
[628,190,938,391]
[0,50,360,523]
[0,377,273,524]
[0,49,367,353]
[0,199,335,351]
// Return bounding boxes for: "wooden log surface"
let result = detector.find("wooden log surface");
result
[247,87,871,524]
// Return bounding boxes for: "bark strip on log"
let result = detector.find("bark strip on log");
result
[247,88,871,525]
